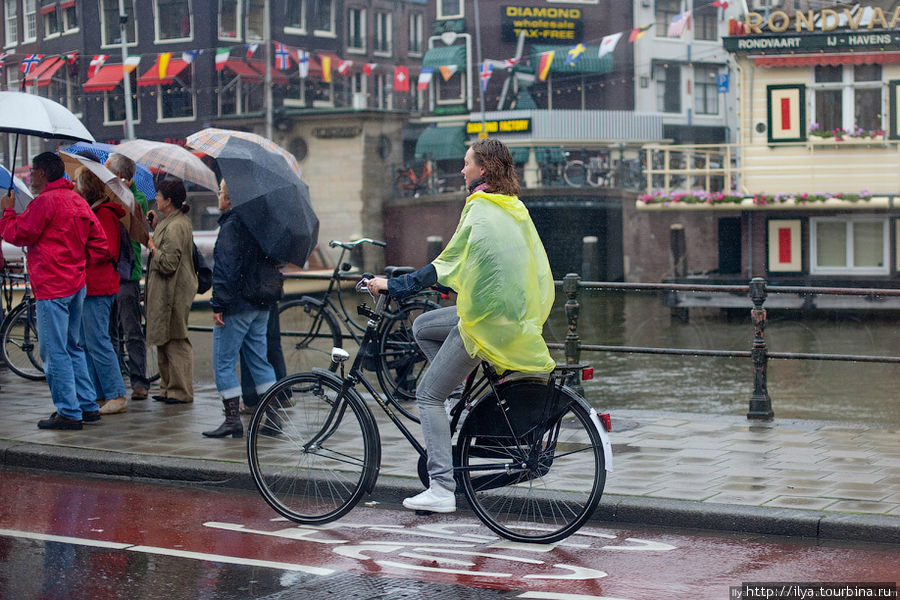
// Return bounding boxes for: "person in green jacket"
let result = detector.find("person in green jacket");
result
[367,138,555,513]
[106,153,152,403]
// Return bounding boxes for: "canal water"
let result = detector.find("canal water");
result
[186,291,899,428]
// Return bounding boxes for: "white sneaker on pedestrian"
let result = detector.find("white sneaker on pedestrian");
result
[402,484,456,513]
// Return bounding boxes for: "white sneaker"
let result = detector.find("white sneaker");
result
[402,484,456,513]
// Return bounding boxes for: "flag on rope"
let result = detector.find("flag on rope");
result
[337,59,353,75]
[504,57,520,70]
[246,43,259,59]
[598,32,623,59]
[158,52,172,79]
[711,0,729,8]
[537,50,554,82]
[320,54,332,82]
[88,54,108,78]
[479,61,492,91]
[274,43,291,70]
[215,48,231,70]
[565,43,586,66]
[439,64,458,81]
[417,66,433,91]
[64,51,78,65]
[19,54,43,76]
[181,49,200,64]
[667,11,692,37]
[123,55,141,73]
[394,65,409,92]
[628,23,652,42]
[297,49,309,78]
[363,62,377,75]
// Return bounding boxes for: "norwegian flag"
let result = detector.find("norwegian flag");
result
[274,43,292,70]
[19,54,43,76]
[88,54,108,78]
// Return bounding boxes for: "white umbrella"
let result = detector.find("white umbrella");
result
[114,139,218,192]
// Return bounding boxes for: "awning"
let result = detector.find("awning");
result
[415,126,466,161]
[530,45,613,75]
[40,4,56,14]
[83,64,126,92]
[509,147,530,163]
[422,45,467,70]
[25,56,62,86]
[137,57,189,86]
[755,52,900,67]
[221,59,288,85]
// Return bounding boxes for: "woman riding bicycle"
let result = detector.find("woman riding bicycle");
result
[366,138,555,513]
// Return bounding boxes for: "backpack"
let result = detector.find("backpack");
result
[241,253,285,306]
[192,242,213,294]
[114,221,134,281]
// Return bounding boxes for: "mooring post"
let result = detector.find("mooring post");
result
[747,277,774,420]
[563,273,584,394]
[426,236,443,263]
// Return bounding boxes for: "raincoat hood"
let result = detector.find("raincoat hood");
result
[432,191,555,373]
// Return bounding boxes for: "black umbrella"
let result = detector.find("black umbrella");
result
[215,137,319,266]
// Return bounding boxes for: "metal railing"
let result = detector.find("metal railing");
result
[548,274,900,421]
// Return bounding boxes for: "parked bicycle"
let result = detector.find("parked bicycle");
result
[278,239,441,406]
[394,163,433,198]
[247,277,612,544]
[563,153,612,188]
[0,267,43,380]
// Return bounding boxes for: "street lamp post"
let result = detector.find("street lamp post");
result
[118,0,135,140]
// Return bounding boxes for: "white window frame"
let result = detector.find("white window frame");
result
[312,0,335,38]
[810,216,889,275]
[654,63,681,114]
[408,12,423,56]
[346,6,365,54]
[43,6,60,39]
[62,3,78,33]
[811,65,885,134]
[217,69,261,116]
[694,65,719,116]
[103,77,141,126]
[283,77,307,108]
[45,63,79,115]
[284,0,306,35]
[435,72,466,105]
[312,80,334,107]
[3,0,17,48]
[374,11,391,57]
[100,0,137,48]
[23,0,36,43]
[437,0,463,20]
[375,72,391,109]
[156,66,195,122]
[246,0,264,41]
[153,0,193,43]
[219,0,240,40]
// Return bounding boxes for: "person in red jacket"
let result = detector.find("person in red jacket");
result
[72,166,129,416]
[0,152,109,430]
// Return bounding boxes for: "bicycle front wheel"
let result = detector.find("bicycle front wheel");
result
[455,380,606,544]
[1,299,45,380]
[247,372,380,524]
[278,299,342,374]
[562,160,587,187]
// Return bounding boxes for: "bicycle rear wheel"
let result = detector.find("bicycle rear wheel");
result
[278,299,341,375]
[375,298,440,403]
[562,160,587,187]
[1,299,45,380]
[455,379,605,544]
[247,372,379,524]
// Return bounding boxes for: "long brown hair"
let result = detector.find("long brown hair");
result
[470,138,520,197]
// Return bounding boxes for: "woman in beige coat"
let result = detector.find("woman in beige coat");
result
[145,179,197,404]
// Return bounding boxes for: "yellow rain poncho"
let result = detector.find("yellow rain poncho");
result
[432,190,555,374]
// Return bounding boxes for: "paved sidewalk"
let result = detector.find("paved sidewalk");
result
[1,369,898,544]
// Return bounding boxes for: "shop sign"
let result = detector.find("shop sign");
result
[313,126,362,139]
[500,5,584,43]
[724,30,900,53]
[466,118,532,135]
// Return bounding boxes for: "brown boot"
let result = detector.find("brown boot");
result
[202,397,243,438]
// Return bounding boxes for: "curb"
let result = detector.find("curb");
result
[2,440,898,545]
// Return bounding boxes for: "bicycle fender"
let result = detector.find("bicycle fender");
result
[561,385,613,473]
[298,295,326,309]
[310,367,383,492]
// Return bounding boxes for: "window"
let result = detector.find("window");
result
[62,2,78,32]
[347,7,365,53]
[23,0,36,43]
[655,0,680,37]
[104,73,140,125]
[155,0,192,42]
[374,12,391,56]
[436,70,465,105]
[437,0,462,19]
[375,73,391,109]
[811,217,889,275]
[101,0,137,47]
[3,0,17,47]
[158,65,194,120]
[312,79,333,106]
[655,63,681,113]
[219,0,239,39]
[408,12,423,56]
[218,66,262,116]
[813,65,883,133]
[247,0,263,40]
[44,6,60,38]
[285,0,305,33]
[694,65,719,115]
[350,72,366,108]
[312,0,334,37]
[47,62,76,112]
[693,0,717,41]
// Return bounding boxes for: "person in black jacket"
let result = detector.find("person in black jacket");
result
[203,179,279,438]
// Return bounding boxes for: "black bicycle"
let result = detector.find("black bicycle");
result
[247,277,612,544]
[1,269,44,380]
[277,239,441,406]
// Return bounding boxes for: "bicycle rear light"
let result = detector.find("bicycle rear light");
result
[599,413,612,432]
[582,367,594,381]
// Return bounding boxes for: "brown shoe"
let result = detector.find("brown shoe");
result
[99,396,128,414]
[131,385,149,400]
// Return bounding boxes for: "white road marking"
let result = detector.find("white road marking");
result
[0,528,130,549]
[516,592,632,600]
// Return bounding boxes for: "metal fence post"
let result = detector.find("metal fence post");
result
[563,273,584,394]
[748,277,774,420]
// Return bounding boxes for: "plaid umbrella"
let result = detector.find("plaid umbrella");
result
[114,139,218,191]
[186,127,302,179]
[61,141,157,201]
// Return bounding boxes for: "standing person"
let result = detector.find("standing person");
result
[238,301,286,414]
[0,152,109,430]
[366,138,556,512]
[145,179,196,405]
[71,166,129,415]
[105,153,151,401]
[204,179,279,438]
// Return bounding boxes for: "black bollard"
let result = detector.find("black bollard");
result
[563,273,584,395]
[747,277,774,420]
[581,236,599,282]
[426,235,443,263]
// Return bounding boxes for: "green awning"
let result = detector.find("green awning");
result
[422,44,467,70]
[530,45,613,75]
[509,147,530,164]
[415,126,466,161]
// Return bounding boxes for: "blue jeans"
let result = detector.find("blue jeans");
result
[35,287,100,420]
[412,305,481,491]
[213,309,277,399]
[82,294,126,401]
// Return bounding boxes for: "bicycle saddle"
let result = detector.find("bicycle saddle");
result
[383,266,414,278]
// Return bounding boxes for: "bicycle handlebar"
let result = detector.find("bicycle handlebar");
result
[329,239,387,250]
